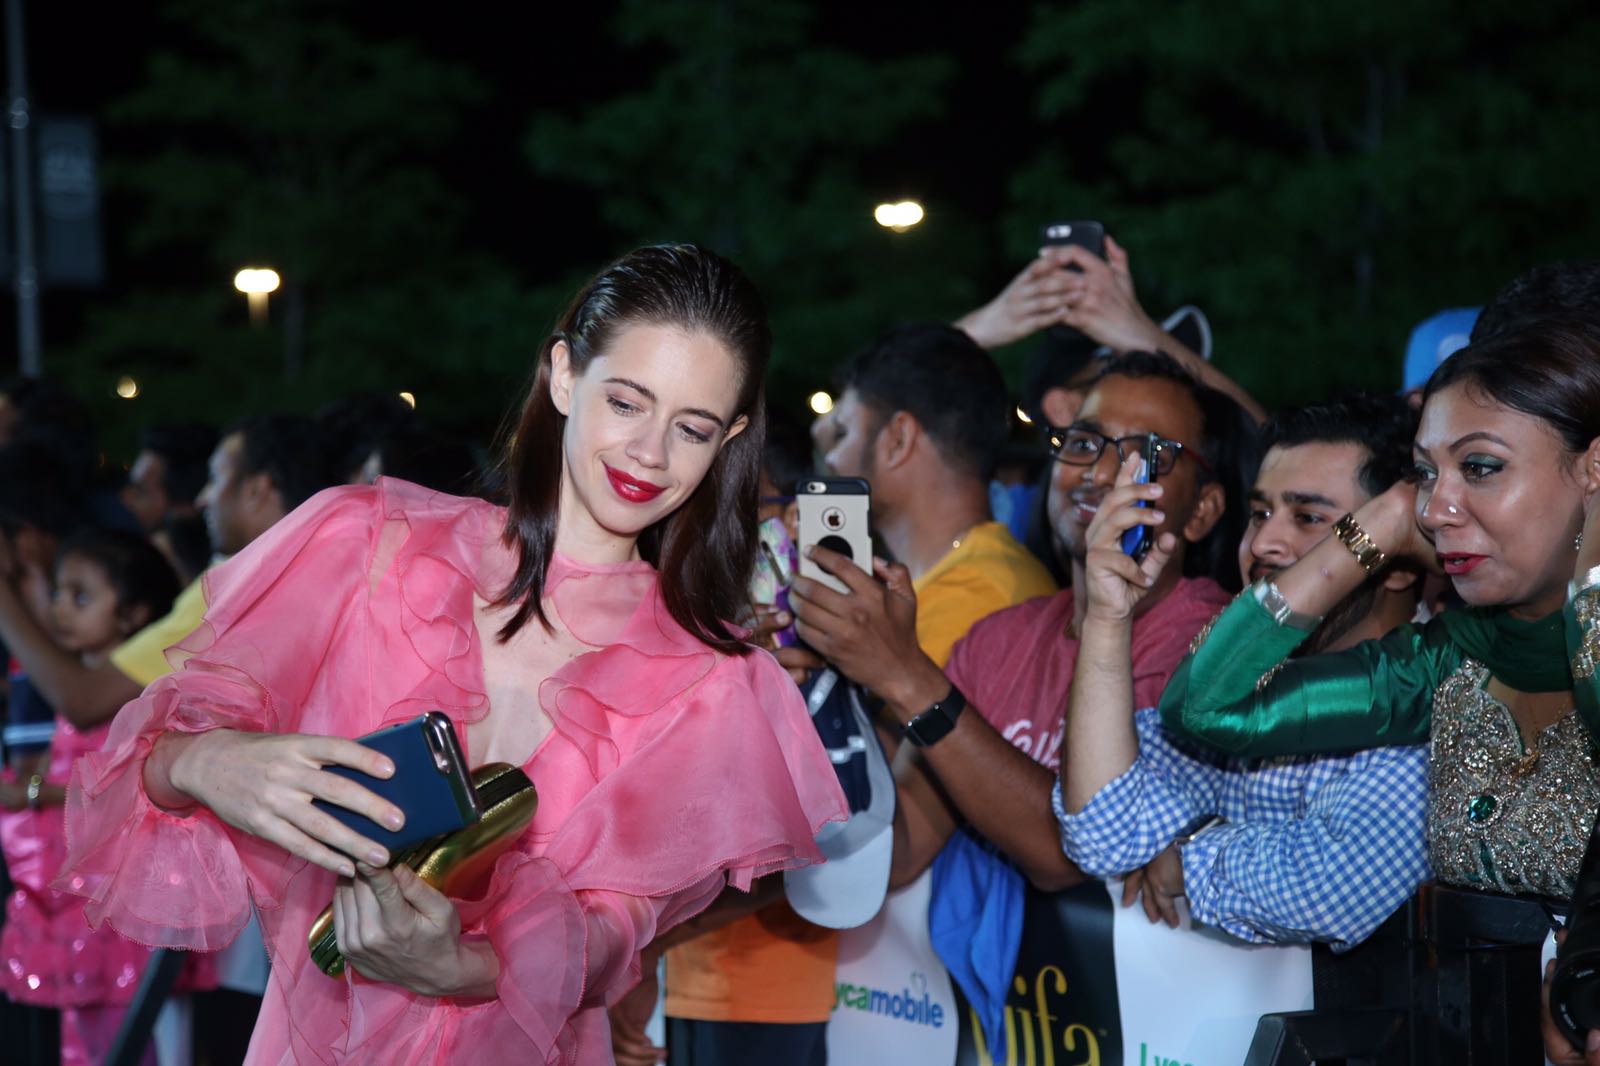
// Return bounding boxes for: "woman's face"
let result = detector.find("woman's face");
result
[551,323,749,557]
[51,554,128,655]
[1413,382,1585,618]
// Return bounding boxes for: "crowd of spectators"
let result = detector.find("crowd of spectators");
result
[0,242,1598,1066]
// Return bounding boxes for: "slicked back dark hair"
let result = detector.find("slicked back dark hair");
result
[226,415,343,512]
[1471,260,1600,342]
[1427,314,1600,458]
[1090,350,1261,593]
[496,244,771,653]
[834,322,1009,480]
[1261,393,1419,499]
[56,527,181,625]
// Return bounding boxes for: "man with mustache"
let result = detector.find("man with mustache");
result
[1056,393,1429,948]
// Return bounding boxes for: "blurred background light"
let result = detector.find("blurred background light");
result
[233,268,281,294]
[1015,405,1033,424]
[873,200,924,231]
[398,391,416,409]
[115,375,139,399]
[808,390,834,415]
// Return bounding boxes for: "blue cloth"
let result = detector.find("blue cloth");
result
[929,828,1024,1055]
[988,480,1039,546]
[1054,706,1431,951]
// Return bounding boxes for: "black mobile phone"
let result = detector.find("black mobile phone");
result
[796,477,872,595]
[1119,435,1161,564]
[312,712,479,857]
[1041,221,1107,269]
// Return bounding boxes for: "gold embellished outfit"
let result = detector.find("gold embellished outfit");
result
[1160,569,1600,899]
[1427,661,1595,897]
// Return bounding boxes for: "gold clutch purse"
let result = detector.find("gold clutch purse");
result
[308,761,538,978]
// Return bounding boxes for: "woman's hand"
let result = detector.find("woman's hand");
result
[334,864,498,998]
[609,949,667,1066]
[162,729,408,878]
[1052,237,1167,354]
[1081,454,1176,625]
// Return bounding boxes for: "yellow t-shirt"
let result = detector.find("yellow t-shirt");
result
[912,522,1058,668]
[664,521,1056,1023]
[109,575,209,687]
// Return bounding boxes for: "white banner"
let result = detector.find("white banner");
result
[827,869,960,1065]
[823,871,1317,1066]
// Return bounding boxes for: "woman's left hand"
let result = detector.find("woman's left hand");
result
[334,864,498,998]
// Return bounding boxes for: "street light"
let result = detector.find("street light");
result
[234,267,281,326]
[809,390,834,415]
[873,200,925,232]
[115,375,139,399]
[398,391,416,409]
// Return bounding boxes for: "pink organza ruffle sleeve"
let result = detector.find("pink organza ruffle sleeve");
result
[60,485,383,951]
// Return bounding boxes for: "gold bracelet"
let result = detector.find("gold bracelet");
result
[1332,513,1387,573]
[25,773,44,811]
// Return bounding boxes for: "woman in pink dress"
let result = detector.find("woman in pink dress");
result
[1,529,207,1065]
[59,244,849,1064]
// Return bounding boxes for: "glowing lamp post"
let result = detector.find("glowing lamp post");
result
[873,200,925,233]
[234,268,282,326]
[809,391,834,415]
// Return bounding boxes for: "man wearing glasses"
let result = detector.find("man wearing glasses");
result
[790,350,1253,893]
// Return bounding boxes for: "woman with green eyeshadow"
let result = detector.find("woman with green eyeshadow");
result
[1160,313,1600,902]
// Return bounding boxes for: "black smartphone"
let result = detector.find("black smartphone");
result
[796,477,872,595]
[1119,435,1161,564]
[312,712,479,857]
[1041,220,1107,268]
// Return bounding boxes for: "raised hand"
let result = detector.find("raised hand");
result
[955,255,1079,349]
[1081,453,1176,625]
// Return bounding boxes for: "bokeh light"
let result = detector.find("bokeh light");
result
[873,200,924,231]
[233,268,281,294]
[115,376,140,399]
[809,390,834,415]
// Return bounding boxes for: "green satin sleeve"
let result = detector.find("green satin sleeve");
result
[1158,589,1465,758]
[1570,574,1600,737]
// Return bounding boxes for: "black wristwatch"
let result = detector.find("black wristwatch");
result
[902,685,967,749]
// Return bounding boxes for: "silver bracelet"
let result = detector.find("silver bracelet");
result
[1254,579,1324,631]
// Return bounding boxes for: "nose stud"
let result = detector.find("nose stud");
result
[1446,503,1459,516]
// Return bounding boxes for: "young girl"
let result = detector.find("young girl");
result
[0,528,189,1065]
[59,244,848,1063]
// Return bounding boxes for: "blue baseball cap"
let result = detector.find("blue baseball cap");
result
[1402,308,1480,393]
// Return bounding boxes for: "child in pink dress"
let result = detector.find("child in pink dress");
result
[0,529,209,1065]
[59,245,849,1064]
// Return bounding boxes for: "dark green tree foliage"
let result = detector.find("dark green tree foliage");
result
[1010,0,1600,407]
[62,0,542,446]
[527,0,970,400]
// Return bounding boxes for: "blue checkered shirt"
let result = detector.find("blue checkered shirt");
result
[1053,707,1431,951]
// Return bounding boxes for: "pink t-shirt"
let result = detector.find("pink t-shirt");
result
[945,578,1232,771]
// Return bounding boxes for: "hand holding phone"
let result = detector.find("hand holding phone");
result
[796,478,872,595]
[312,712,479,858]
[1119,436,1161,564]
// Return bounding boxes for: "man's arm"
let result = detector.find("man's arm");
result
[1178,745,1431,950]
[790,548,1082,892]
[1051,239,1266,423]
[0,580,143,728]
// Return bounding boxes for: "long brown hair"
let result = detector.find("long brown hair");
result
[495,244,770,653]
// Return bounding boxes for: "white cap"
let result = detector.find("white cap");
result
[784,675,895,929]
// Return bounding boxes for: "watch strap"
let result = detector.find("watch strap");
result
[903,685,967,749]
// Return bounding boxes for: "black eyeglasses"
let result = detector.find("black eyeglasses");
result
[1046,426,1213,478]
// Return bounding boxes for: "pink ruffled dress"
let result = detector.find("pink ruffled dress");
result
[59,478,848,1064]
[4,717,215,1065]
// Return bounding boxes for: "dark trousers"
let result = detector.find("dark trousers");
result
[667,1017,828,1066]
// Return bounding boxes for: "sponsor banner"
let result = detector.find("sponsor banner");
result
[828,870,960,1065]
[950,882,1313,1066]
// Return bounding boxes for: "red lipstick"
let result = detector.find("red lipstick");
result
[1438,553,1487,576]
[604,463,666,503]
